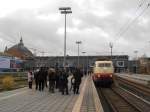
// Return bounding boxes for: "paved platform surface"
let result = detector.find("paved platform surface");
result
[80,77,96,112]
[115,73,150,85]
[0,76,103,112]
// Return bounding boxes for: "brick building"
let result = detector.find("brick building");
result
[4,38,33,60]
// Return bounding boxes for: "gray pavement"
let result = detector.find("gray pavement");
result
[0,76,103,112]
[80,77,96,112]
[0,76,84,112]
[0,88,80,112]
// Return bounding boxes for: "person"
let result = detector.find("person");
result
[48,68,56,93]
[60,69,69,95]
[55,69,60,89]
[73,68,83,94]
[28,70,33,89]
[38,67,45,91]
[44,67,48,88]
[70,74,75,92]
[34,69,39,90]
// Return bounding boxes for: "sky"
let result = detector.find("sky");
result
[0,0,150,59]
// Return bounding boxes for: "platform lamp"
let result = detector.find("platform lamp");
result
[76,41,82,67]
[82,52,86,75]
[109,42,113,60]
[59,7,72,68]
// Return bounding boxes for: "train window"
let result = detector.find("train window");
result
[105,63,111,67]
[98,63,111,67]
[98,63,104,67]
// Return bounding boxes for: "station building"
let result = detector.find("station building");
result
[4,38,34,60]
[26,55,129,73]
[2,38,147,74]
[0,38,33,71]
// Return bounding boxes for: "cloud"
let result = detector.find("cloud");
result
[0,0,150,58]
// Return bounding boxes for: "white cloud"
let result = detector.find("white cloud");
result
[0,0,150,57]
[56,27,64,35]
[37,13,60,22]
[72,18,82,26]
[0,0,53,17]
[138,17,149,26]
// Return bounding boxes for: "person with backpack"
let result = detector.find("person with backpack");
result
[48,68,56,93]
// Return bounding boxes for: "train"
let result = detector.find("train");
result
[92,60,114,87]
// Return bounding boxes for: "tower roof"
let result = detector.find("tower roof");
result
[4,38,33,59]
[20,37,24,46]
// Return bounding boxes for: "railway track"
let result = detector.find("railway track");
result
[115,76,150,102]
[97,86,150,112]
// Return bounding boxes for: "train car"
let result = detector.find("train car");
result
[92,60,114,87]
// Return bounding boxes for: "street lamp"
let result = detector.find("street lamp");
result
[109,42,113,60]
[59,7,72,68]
[76,41,82,67]
[82,52,86,75]
[134,50,138,60]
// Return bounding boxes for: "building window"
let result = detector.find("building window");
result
[117,61,124,67]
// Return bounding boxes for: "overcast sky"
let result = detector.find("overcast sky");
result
[0,0,150,58]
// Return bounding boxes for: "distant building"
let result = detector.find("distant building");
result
[128,60,140,73]
[139,57,150,74]
[25,55,129,73]
[4,38,33,60]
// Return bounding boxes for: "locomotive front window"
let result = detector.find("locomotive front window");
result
[98,63,104,67]
[105,63,111,67]
[98,63,111,67]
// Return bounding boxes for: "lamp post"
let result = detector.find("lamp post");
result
[109,42,113,60]
[76,41,82,67]
[134,50,138,60]
[82,52,86,75]
[59,7,72,68]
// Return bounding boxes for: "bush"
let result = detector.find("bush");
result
[2,76,15,90]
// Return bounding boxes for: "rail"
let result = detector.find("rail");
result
[114,75,150,102]
[98,87,149,112]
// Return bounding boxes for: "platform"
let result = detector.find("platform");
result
[0,76,103,112]
[115,73,150,86]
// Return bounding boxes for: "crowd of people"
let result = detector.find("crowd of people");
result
[27,67,83,95]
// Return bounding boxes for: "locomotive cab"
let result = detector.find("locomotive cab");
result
[92,61,114,87]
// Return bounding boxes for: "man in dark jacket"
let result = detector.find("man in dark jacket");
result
[48,68,56,93]
[55,69,60,89]
[73,68,83,94]
[34,69,39,90]
[38,67,45,91]
[44,67,48,88]
[60,69,69,95]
